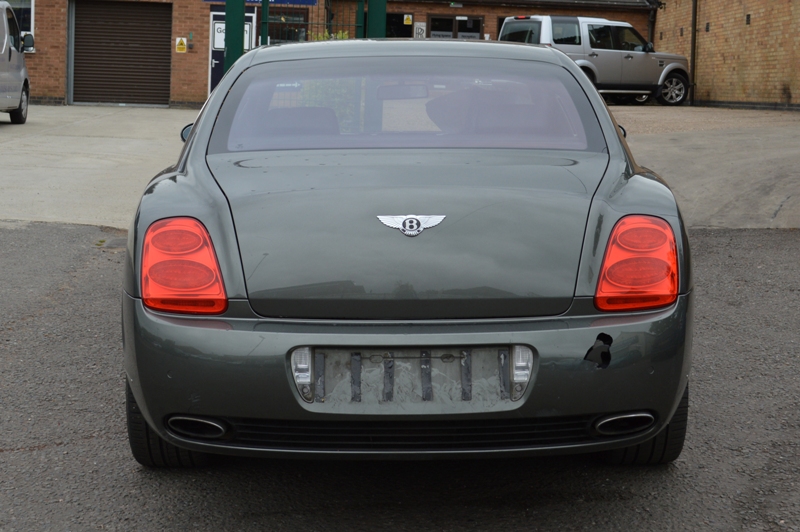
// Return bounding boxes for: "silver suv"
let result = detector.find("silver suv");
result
[499,15,690,105]
[1,1,33,124]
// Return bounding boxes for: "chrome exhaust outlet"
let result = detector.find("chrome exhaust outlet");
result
[167,416,228,439]
[594,412,655,436]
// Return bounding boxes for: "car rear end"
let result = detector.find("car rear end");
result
[122,41,692,463]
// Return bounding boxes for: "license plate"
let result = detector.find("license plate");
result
[313,346,511,408]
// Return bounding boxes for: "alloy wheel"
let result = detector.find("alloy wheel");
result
[661,78,685,104]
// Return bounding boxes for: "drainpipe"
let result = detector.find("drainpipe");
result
[690,0,698,104]
[648,2,657,43]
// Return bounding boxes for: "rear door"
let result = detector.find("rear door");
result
[585,23,621,86]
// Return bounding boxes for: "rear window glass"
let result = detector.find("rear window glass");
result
[498,20,541,44]
[208,56,605,154]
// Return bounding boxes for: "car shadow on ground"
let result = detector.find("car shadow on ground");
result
[133,453,685,530]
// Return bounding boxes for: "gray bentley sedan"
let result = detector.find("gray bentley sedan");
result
[122,39,693,467]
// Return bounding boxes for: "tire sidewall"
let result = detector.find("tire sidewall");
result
[10,86,29,124]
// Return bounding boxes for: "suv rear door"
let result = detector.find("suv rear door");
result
[585,23,620,86]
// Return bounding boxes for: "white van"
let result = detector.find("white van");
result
[1,0,33,124]
[498,15,690,105]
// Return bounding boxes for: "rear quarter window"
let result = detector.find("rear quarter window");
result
[208,56,606,154]
[552,20,581,45]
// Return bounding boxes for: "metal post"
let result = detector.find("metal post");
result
[260,0,269,46]
[365,0,386,38]
[690,0,698,105]
[356,0,365,38]
[224,0,246,72]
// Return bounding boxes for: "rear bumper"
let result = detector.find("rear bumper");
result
[123,291,693,458]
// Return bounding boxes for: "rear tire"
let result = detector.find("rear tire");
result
[9,86,28,124]
[126,381,210,467]
[602,385,688,466]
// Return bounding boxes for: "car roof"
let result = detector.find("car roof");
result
[502,15,631,26]
[250,39,566,66]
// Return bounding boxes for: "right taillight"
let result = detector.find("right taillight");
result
[595,215,678,312]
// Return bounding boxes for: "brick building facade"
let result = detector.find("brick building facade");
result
[654,0,799,109]
[22,0,656,107]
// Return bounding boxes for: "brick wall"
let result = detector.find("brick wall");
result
[25,0,69,103]
[654,0,799,107]
[27,0,653,106]
[171,0,215,104]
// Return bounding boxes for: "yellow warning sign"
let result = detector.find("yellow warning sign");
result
[404,14,413,25]
[176,37,187,53]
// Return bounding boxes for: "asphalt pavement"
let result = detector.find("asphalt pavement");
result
[1,104,799,530]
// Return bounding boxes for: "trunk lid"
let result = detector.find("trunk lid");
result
[206,149,608,319]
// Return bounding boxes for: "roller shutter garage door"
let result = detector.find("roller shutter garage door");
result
[73,0,172,105]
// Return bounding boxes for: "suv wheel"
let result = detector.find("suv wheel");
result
[9,86,29,124]
[657,73,689,106]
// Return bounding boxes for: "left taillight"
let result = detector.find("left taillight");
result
[595,215,679,312]
[141,217,228,315]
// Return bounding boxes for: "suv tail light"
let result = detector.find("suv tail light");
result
[141,218,228,314]
[595,215,678,312]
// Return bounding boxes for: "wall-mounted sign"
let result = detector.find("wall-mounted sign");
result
[404,14,412,25]
[212,21,254,51]
[176,37,187,53]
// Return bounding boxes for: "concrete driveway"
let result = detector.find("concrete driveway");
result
[612,105,800,229]
[1,104,799,229]
[0,105,197,229]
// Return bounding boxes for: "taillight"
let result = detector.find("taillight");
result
[595,215,678,312]
[514,16,529,19]
[141,218,228,314]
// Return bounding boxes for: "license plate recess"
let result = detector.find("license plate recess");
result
[313,346,514,412]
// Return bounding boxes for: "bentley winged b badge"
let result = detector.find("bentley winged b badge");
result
[377,215,446,237]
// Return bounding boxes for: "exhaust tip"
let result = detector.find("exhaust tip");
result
[594,412,655,436]
[167,416,228,439]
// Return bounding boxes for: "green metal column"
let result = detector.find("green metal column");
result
[224,0,246,71]
[365,0,386,38]
[356,0,365,38]
[260,0,270,46]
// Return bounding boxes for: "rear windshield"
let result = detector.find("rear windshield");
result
[208,56,605,154]
[498,21,541,44]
